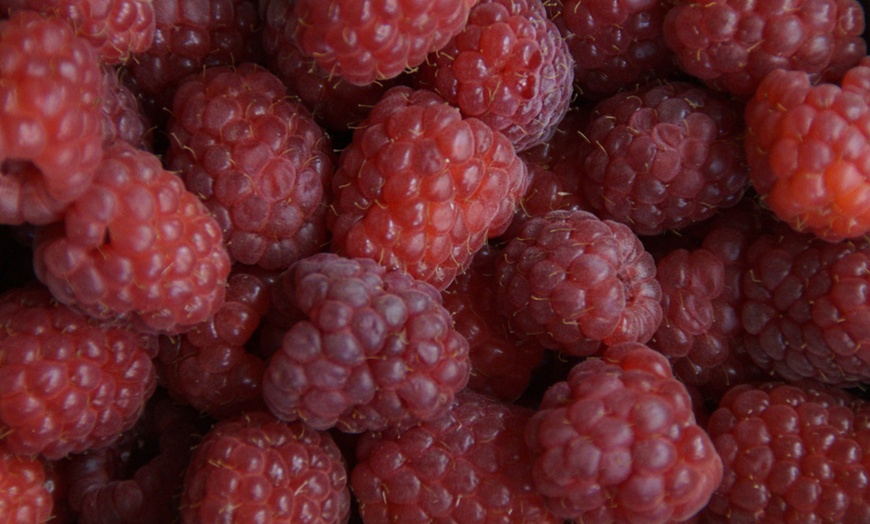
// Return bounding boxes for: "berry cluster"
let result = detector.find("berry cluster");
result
[1,0,870,522]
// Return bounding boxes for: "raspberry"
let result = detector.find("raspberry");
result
[180,411,351,524]
[745,63,870,241]
[496,209,662,356]
[66,392,204,524]
[414,0,574,151]
[740,218,870,386]
[99,66,152,150]
[157,267,273,418]
[0,0,156,64]
[263,253,470,433]
[663,0,866,96]
[568,80,748,236]
[525,342,723,523]
[329,86,528,290]
[544,0,676,100]
[351,390,559,523]
[167,63,333,272]
[291,0,477,86]
[0,444,53,522]
[0,10,104,226]
[33,142,231,335]
[703,380,870,522]
[0,286,157,459]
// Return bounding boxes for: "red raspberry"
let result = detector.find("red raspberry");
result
[180,411,351,524]
[0,286,157,459]
[414,0,574,151]
[663,0,866,96]
[0,444,53,522]
[704,380,870,522]
[329,86,528,290]
[66,393,204,524]
[568,80,748,236]
[0,0,156,64]
[291,0,477,86]
[351,390,560,523]
[740,218,870,386]
[33,142,231,335]
[263,253,470,433]
[157,267,273,418]
[167,63,333,272]
[0,10,104,225]
[525,342,723,523]
[544,0,676,100]
[496,209,662,357]
[99,66,152,150]
[745,62,870,241]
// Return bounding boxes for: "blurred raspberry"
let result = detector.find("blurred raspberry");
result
[329,86,527,290]
[33,142,231,335]
[352,390,560,523]
[167,63,333,271]
[525,342,723,523]
[0,285,157,459]
[496,209,662,356]
[0,444,53,523]
[0,11,104,225]
[263,253,470,433]
[180,411,351,524]
[99,66,153,150]
[415,0,574,151]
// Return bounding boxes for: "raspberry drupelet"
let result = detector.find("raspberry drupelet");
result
[167,63,334,272]
[263,253,470,433]
[33,142,231,336]
[329,86,528,290]
[99,66,153,150]
[0,444,53,523]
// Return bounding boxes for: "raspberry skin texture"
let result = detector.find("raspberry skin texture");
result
[745,64,870,241]
[351,390,560,523]
[329,86,528,290]
[180,411,351,524]
[573,80,749,236]
[544,0,676,100]
[0,445,53,523]
[99,66,153,150]
[262,253,471,433]
[33,142,231,336]
[525,342,723,523]
[663,0,866,97]
[703,381,870,522]
[167,63,333,272]
[292,0,477,86]
[0,286,157,460]
[0,10,104,226]
[496,209,663,357]
[414,0,574,152]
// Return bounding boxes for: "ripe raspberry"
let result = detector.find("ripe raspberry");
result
[167,63,333,271]
[291,0,477,86]
[663,0,866,96]
[180,411,351,524]
[496,209,662,357]
[544,0,676,100]
[66,393,204,524]
[704,380,870,522]
[0,444,53,523]
[0,286,157,459]
[329,86,528,290]
[414,0,574,151]
[569,80,748,236]
[157,267,273,418]
[351,390,559,523]
[33,142,231,335]
[0,10,104,225]
[441,243,546,402]
[99,66,152,150]
[740,218,870,386]
[745,63,870,241]
[0,0,156,64]
[262,253,470,433]
[525,342,723,523]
